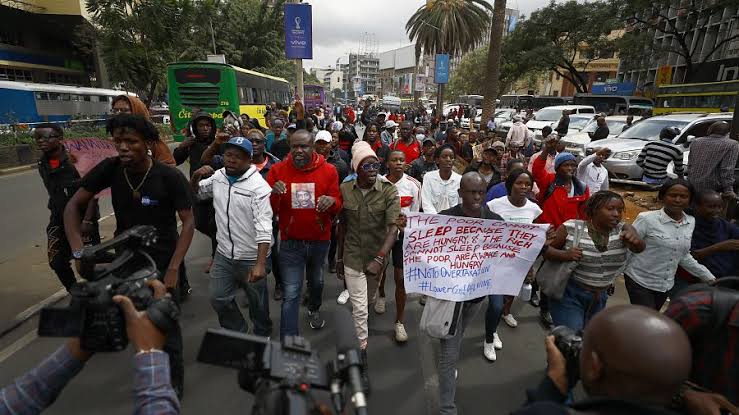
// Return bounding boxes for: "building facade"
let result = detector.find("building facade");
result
[377,44,433,100]
[0,1,104,86]
[618,4,739,88]
[337,52,379,100]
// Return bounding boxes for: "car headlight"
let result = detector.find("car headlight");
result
[612,150,640,160]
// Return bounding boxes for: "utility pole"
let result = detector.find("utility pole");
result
[291,0,304,103]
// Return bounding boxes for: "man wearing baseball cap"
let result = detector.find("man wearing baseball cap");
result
[408,135,438,183]
[382,120,398,147]
[190,136,274,337]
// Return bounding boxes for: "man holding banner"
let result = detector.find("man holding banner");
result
[403,172,548,415]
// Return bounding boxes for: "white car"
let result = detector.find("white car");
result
[560,116,642,157]
[461,108,482,129]
[527,105,596,146]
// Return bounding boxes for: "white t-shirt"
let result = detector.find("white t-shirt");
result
[421,170,462,214]
[487,197,542,224]
[385,173,422,214]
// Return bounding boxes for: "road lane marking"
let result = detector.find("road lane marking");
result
[0,330,37,364]
[14,289,67,323]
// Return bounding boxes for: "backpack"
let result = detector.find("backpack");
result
[673,276,739,331]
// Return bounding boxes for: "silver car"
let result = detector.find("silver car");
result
[584,113,730,181]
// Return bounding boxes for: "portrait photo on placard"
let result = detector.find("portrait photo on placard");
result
[291,182,316,209]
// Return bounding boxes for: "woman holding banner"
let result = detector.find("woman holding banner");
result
[543,191,645,331]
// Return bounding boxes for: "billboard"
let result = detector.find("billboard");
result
[435,54,449,84]
[591,82,636,95]
[284,3,313,59]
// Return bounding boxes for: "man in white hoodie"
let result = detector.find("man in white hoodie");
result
[191,136,274,336]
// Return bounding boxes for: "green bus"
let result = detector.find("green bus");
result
[167,61,291,141]
[654,79,738,115]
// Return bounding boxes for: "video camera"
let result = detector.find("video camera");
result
[37,225,179,352]
[550,325,583,388]
[197,307,368,415]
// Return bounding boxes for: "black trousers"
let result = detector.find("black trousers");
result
[624,274,668,311]
[46,219,100,291]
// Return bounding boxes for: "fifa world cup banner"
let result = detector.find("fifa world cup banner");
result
[403,213,547,302]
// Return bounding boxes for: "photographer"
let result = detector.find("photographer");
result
[513,305,692,415]
[0,280,179,415]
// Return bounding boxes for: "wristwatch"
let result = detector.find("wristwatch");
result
[72,249,84,260]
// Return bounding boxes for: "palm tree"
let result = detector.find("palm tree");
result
[481,0,507,126]
[406,0,493,116]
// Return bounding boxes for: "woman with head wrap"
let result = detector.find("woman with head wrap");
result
[111,95,176,166]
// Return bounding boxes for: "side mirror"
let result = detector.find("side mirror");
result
[687,135,695,143]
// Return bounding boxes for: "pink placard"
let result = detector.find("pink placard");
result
[63,138,118,197]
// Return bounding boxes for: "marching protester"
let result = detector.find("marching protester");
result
[587,117,609,141]
[421,144,462,214]
[363,122,390,174]
[266,130,342,338]
[375,150,421,342]
[543,191,645,330]
[624,179,716,310]
[687,121,739,201]
[391,120,421,165]
[408,136,438,183]
[112,95,176,166]
[437,172,504,414]
[464,146,501,189]
[576,147,611,193]
[265,117,286,152]
[635,126,684,185]
[64,114,194,397]
[381,120,397,146]
[336,140,400,386]
[35,124,100,291]
[190,136,273,337]
[506,114,531,148]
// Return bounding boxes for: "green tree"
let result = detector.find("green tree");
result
[447,46,487,98]
[406,0,493,112]
[86,0,200,104]
[617,0,739,82]
[503,0,620,93]
[481,0,506,125]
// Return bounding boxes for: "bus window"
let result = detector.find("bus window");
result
[60,94,71,101]
[251,88,258,104]
[83,95,91,102]
[34,92,48,100]
[47,92,61,101]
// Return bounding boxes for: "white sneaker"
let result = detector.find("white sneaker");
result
[483,341,497,361]
[394,322,408,342]
[374,297,386,314]
[493,332,503,350]
[455,369,458,379]
[502,314,518,328]
[337,289,350,305]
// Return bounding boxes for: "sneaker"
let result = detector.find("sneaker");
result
[308,310,325,329]
[502,314,518,328]
[492,332,503,349]
[483,341,497,361]
[273,285,283,301]
[374,297,386,314]
[529,291,540,307]
[419,295,427,306]
[540,311,554,328]
[394,322,408,342]
[337,289,350,305]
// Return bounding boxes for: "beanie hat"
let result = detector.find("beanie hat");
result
[554,152,576,171]
[351,140,377,171]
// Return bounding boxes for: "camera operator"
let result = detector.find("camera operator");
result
[513,305,692,415]
[0,280,179,415]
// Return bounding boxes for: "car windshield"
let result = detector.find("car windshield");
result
[569,117,592,130]
[616,119,691,141]
[581,119,627,133]
[533,108,563,121]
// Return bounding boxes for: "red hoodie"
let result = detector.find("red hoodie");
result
[532,155,589,228]
[266,152,342,241]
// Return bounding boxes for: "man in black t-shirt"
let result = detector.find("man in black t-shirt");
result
[64,114,194,397]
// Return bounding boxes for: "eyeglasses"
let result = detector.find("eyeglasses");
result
[360,162,382,172]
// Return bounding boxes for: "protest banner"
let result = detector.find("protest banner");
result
[403,213,547,302]
[63,138,118,197]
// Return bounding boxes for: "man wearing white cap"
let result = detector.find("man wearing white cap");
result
[336,140,401,388]
[382,120,398,147]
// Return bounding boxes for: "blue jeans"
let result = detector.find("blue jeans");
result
[549,279,608,331]
[484,295,505,342]
[279,239,330,338]
[209,253,273,336]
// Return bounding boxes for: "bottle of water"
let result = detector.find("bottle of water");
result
[519,283,532,302]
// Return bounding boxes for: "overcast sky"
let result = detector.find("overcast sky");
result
[304,0,550,70]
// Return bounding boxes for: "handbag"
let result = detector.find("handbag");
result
[537,220,585,300]
[419,296,463,339]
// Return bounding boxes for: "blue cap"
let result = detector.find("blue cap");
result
[554,152,576,171]
[224,136,253,156]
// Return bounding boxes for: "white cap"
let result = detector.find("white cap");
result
[385,120,398,129]
[315,130,332,143]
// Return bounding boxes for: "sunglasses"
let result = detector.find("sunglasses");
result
[360,162,382,172]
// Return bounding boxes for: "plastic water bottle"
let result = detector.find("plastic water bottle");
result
[519,283,532,302]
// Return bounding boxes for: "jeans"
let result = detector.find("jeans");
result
[439,301,482,415]
[549,279,608,331]
[210,253,273,336]
[279,239,330,338]
[624,274,669,311]
[484,295,505,342]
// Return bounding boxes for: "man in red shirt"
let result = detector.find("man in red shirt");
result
[392,120,421,165]
[266,130,343,337]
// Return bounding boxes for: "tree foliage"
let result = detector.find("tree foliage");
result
[616,0,739,82]
[503,0,620,93]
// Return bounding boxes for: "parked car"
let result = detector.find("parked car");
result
[526,105,596,146]
[561,115,642,157]
[461,108,482,129]
[583,113,732,181]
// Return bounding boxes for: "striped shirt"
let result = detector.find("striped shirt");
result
[636,139,684,180]
[687,134,739,193]
[563,220,628,288]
